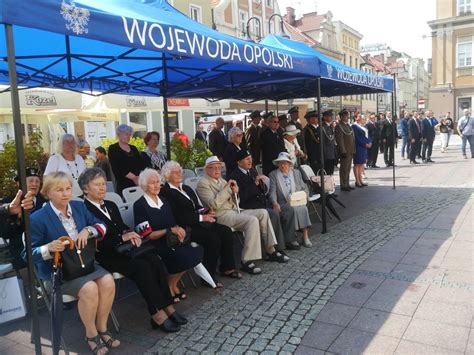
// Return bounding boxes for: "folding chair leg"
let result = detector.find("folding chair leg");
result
[187,272,198,289]
[110,309,120,333]
[179,279,186,290]
[330,195,346,208]
[310,202,322,222]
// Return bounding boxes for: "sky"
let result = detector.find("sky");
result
[277,0,436,61]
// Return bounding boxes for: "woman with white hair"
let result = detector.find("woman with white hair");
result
[133,169,202,303]
[283,125,307,167]
[223,126,244,174]
[44,133,86,197]
[160,161,241,286]
[108,124,145,195]
[269,152,313,247]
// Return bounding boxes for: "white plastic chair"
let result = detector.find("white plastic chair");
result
[182,168,197,180]
[255,164,263,176]
[299,165,323,221]
[119,203,134,229]
[122,186,143,204]
[105,192,125,208]
[194,167,205,177]
[106,181,115,193]
[184,177,201,193]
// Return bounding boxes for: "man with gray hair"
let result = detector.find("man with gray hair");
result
[208,117,227,160]
[458,108,474,159]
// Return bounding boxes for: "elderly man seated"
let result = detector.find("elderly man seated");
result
[196,156,287,275]
[227,150,299,252]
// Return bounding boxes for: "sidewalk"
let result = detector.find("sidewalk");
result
[0,137,472,354]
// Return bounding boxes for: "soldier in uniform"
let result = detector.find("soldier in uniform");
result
[245,110,262,166]
[335,109,356,191]
[317,110,337,175]
[288,106,304,150]
[303,110,320,174]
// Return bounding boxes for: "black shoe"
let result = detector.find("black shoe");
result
[341,187,351,191]
[372,165,380,168]
[286,241,301,250]
[410,160,420,164]
[168,312,188,326]
[426,159,435,163]
[266,251,289,263]
[349,186,356,190]
[151,318,181,333]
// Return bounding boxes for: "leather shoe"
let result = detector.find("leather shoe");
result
[150,318,181,333]
[286,241,300,250]
[169,312,188,326]
[372,165,380,168]
[341,187,351,191]
[426,159,435,163]
[349,186,356,190]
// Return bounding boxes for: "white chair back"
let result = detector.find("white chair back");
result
[182,168,197,180]
[119,203,135,229]
[105,192,125,207]
[122,186,144,204]
[255,164,263,176]
[299,164,316,181]
[195,167,205,176]
[184,177,201,193]
[106,181,115,193]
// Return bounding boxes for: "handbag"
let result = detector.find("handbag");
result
[311,170,335,193]
[289,190,307,207]
[61,238,96,281]
[166,227,190,249]
[114,238,155,259]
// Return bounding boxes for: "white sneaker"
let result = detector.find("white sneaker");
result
[303,238,313,248]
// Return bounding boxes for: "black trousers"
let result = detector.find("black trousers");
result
[367,141,379,167]
[127,251,174,316]
[324,159,336,175]
[409,140,420,162]
[191,223,236,278]
[422,138,434,160]
[383,141,394,165]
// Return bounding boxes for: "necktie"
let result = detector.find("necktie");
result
[247,170,252,179]
[100,203,108,213]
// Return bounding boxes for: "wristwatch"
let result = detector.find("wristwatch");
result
[85,226,95,238]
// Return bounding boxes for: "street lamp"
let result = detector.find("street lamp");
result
[245,17,262,41]
[268,13,289,38]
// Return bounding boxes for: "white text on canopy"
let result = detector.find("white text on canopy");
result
[121,17,294,70]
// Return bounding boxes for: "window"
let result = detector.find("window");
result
[349,56,352,67]
[458,0,472,14]
[165,112,179,143]
[239,10,248,35]
[457,37,472,67]
[266,0,272,7]
[254,17,262,38]
[129,112,147,139]
[189,4,202,23]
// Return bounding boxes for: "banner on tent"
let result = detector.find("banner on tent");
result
[323,64,392,91]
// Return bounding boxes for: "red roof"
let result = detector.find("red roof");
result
[283,21,319,46]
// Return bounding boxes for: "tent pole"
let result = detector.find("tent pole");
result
[161,53,171,160]
[391,73,396,189]
[275,100,279,114]
[4,24,42,355]
[317,78,327,233]
[265,99,269,112]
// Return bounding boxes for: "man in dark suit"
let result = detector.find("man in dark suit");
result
[421,110,437,163]
[408,113,422,164]
[227,150,297,253]
[366,114,381,168]
[303,110,320,174]
[244,110,262,166]
[380,111,398,167]
[259,112,286,176]
[195,124,207,142]
[377,113,386,154]
[317,110,337,175]
[208,117,227,160]
[288,106,304,150]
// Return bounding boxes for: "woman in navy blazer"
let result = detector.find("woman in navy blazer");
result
[30,172,119,354]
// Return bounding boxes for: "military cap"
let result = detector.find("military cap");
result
[278,114,288,120]
[260,111,274,119]
[304,110,319,119]
[14,167,41,182]
[322,109,334,117]
[339,109,349,117]
[287,106,299,114]
[248,110,261,119]
[235,150,251,162]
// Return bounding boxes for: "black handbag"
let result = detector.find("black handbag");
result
[166,228,190,249]
[114,238,155,259]
[61,238,96,281]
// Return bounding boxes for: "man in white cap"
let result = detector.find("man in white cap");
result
[196,156,286,275]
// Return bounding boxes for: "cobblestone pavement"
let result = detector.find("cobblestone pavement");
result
[146,187,472,354]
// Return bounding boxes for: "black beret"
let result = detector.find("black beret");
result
[14,167,41,182]
[235,150,251,162]
[248,110,261,119]
[304,110,319,119]
[287,106,298,114]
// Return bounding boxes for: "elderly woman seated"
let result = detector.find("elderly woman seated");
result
[269,152,313,247]
[78,168,187,333]
[133,169,202,302]
[223,126,244,175]
[30,172,118,354]
[196,156,286,276]
[160,161,241,286]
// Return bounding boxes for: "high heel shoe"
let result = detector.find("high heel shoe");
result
[150,318,181,333]
[169,312,188,325]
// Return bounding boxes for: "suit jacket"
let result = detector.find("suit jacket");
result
[421,117,436,140]
[223,143,241,176]
[196,174,237,217]
[304,124,320,163]
[245,124,261,165]
[30,200,106,280]
[208,129,227,158]
[160,183,203,228]
[227,167,267,209]
[317,123,337,160]
[366,121,380,143]
[269,169,308,205]
[335,121,356,156]
[83,199,134,273]
[380,119,397,143]
[195,130,207,141]
[408,118,421,141]
[260,128,286,175]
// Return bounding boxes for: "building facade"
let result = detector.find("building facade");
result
[428,0,473,121]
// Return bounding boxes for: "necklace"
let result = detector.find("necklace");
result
[66,160,79,181]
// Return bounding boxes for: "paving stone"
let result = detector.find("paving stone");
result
[328,328,400,355]
[315,302,360,327]
[348,307,411,338]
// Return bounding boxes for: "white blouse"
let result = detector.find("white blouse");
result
[44,154,86,197]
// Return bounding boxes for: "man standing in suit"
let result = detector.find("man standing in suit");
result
[208,117,227,160]
[288,106,304,150]
[303,110,320,174]
[195,124,207,142]
[380,111,397,167]
[227,150,297,253]
[259,112,286,176]
[317,110,337,175]
[421,110,437,163]
[245,110,262,166]
[408,112,421,164]
[335,109,355,191]
[366,114,380,168]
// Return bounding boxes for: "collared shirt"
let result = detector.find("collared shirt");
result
[86,198,111,220]
[168,183,204,221]
[458,115,474,136]
[144,193,164,209]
